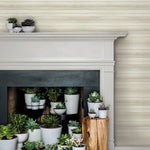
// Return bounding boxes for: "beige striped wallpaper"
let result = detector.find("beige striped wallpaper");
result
[0,0,150,147]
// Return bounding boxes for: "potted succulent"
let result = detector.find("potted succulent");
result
[0,124,17,150]
[40,115,62,145]
[37,88,46,109]
[24,141,36,150]
[57,134,70,150]
[98,104,109,119]
[26,118,41,142]
[31,96,40,110]
[22,88,37,109]
[46,87,62,114]
[72,127,82,139]
[21,19,35,33]
[45,144,57,150]
[6,17,17,32]
[87,91,103,117]
[88,109,96,119]
[13,24,22,33]
[54,102,66,115]
[35,141,45,150]
[68,120,80,136]
[9,113,28,150]
[64,87,79,115]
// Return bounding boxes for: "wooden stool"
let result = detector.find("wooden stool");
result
[82,116,109,150]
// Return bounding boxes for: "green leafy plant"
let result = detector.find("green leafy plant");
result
[0,124,14,140]
[72,127,82,134]
[37,88,47,99]
[35,141,45,149]
[57,134,71,147]
[87,91,103,103]
[43,115,60,128]
[89,109,96,113]
[7,18,17,24]
[46,88,62,102]
[9,113,27,134]
[66,136,83,147]
[26,118,40,132]
[68,120,80,127]
[64,87,78,95]
[32,96,40,102]
[22,19,35,26]
[22,88,37,94]
[99,104,109,110]
[45,144,57,150]
[24,141,36,150]
[56,102,65,109]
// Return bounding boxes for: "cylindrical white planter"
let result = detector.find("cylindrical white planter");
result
[15,133,28,150]
[39,99,46,109]
[65,94,79,114]
[57,145,69,150]
[50,102,60,114]
[6,23,13,32]
[87,102,103,117]
[72,145,86,150]
[0,137,17,150]
[68,126,78,136]
[28,129,41,142]
[41,125,62,145]
[99,110,108,119]
[72,133,82,139]
[31,102,39,110]
[88,113,96,119]
[25,94,36,109]
[22,26,35,33]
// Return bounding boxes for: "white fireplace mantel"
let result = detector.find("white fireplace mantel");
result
[0,32,127,150]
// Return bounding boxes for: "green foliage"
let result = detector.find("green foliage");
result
[57,134,71,146]
[64,87,78,94]
[72,127,82,134]
[9,113,27,134]
[22,19,35,26]
[35,141,45,149]
[43,115,60,128]
[99,104,109,110]
[45,144,57,150]
[24,141,36,150]
[31,96,40,102]
[37,88,47,99]
[22,88,37,94]
[68,120,80,127]
[87,91,103,103]
[7,18,17,24]
[46,88,62,102]
[89,109,95,113]
[0,124,14,140]
[56,102,65,109]
[26,118,40,132]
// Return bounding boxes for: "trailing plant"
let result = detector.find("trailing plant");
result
[72,127,82,134]
[45,144,57,150]
[57,134,71,147]
[56,102,65,109]
[9,113,27,134]
[22,88,37,94]
[22,19,35,26]
[0,124,14,140]
[68,120,80,127]
[64,87,78,95]
[24,141,36,150]
[43,115,60,128]
[99,104,109,110]
[7,18,17,24]
[66,136,83,147]
[32,96,40,102]
[89,109,95,113]
[35,141,45,149]
[26,118,40,131]
[87,91,103,103]
[46,87,62,102]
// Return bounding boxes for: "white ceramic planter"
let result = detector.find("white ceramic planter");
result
[39,99,46,109]
[31,102,39,110]
[50,102,60,114]
[88,113,96,119]
[73,145,86,150]
[99,110,108,119]
[87,102,103,117]
[57,145,69,150]
[0,137,17,150]
[68,126,78,136]
[54,108,66,115]
[73,133,82,139]
[41,125,62,145]
[22,26,35,32]
[28,129,41,142]
[6,23,13,32]
[13,27,22,33]
[15,133,28,150]
[25,94,36,109]
[65,94,79,114]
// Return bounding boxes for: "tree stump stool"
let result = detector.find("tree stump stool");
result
[82,116,109,150]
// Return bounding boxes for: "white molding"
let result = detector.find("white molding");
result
[115,147,150,150]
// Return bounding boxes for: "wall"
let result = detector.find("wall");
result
[0,0,150,147]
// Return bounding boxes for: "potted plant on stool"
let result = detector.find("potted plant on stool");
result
[72,127,82,139]
[88,109,96,119]
[31,96,40,110]
[54,102,66,115]
[6,18,17,32]
[68,120,80,136]
[0,124,17,150]
[98,104,109,119]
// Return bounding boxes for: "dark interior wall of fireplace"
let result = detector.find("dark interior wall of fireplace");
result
[0,70,100,124]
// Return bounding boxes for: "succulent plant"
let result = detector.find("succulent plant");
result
[68,120,80,127]
[37,88,47,99]
[32,95,40,102]
[87,91,103,103]
[72,127,82,134]
[22,88,37,94]
[89,109,95,113]
[99,104,109,110]
[61,147,72,150]
[21,19,35,26]
[45,144,57,150]
[66,136,83,147]
[56,102,65,109]
[7,18,17,24]
[24,141,36,150]
[57,134,71,146]
[26,118,40,131]
[35,141,45,149]
[64,87,78,95]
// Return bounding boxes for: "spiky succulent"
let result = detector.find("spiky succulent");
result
[68,120,80,127]
[87,91,103,103]
[32,95,40,102]
[64,87,78,94]
[26,118,40,131]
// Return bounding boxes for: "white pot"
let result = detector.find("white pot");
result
[50,102,60,114]
[57,145,69,150]
[6,23,13,32]
[54,108,66,115]
[25,94,36,109]
[28,129,41,142]
[39,99,46,109]
[31,102,39,110]
[68,126,78,136]
[73,145,86,150]
[15,133,28,150]
[22,26,35,32]
[41,125,62,145]
[87,102,103,117]
[0,137,17,150]
[13,27,22,33]
[88,113,96,119]
[99,110,108,119]
[65,94,79,114]
[73,133,82,139]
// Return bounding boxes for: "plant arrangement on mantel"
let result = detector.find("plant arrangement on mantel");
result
[98,104,109,119]
[68,120,80,136]
[72,127,82,139]
[64,87,79,115]
[54,102,66,115]
[6,17,17,32]
[31,95,40,110]
[87,91,103,117]
[9,113,28,150]
[46,87,62,114]
[40,115,62,145]
[26,118,41,142]
[21,19,35,33]
[88,109,96,119]
[0,124,18,150]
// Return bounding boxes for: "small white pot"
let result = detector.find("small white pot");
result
[39,99,46,109]
[0,137,17,150]
[54,108,66,115]
[65,94,79,115]
[73,145,86,150]
[6,23,14,32]
[31,102,39,110]
[50,102,60,114]
[88,113,96,119]
[99,110,108,119]
[41,125,62,145]
[28,129,41,142]
[87,102,103,117]
[13,27,22,33]
[25,94,36,109]
[22,26,35,32]
[57,145,69,150]
[72,133,82,139]
[15,133,28,150]
[68,126,78,136]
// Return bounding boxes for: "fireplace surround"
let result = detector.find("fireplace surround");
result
[0,32,127,150]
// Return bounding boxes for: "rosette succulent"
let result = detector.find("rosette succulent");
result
[87,91,103,103]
